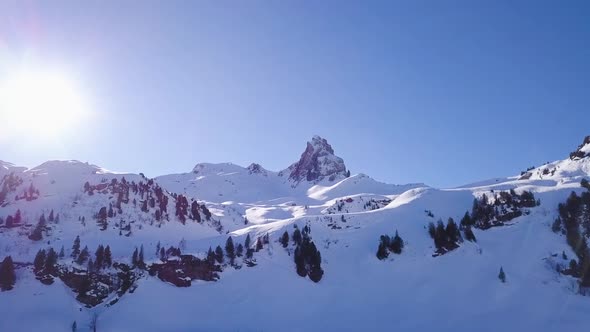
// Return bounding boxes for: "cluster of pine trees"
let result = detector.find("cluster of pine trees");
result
[428,218,475,254]
[462,190,539,230]
[292,226,323,282]
[376,230,404,260]
[553,180,590,287]
[29,211,58,241]
[1,209,22,228]
[204,235,254,267]
[33,247,61,276]
[0,256,16,291]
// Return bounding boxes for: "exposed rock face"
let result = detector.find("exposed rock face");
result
[282,136,347,185]
[148,255,221,287]
[247,163,267,176]
[570,136,590,160]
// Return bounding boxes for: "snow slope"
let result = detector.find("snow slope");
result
[1,136,590,332]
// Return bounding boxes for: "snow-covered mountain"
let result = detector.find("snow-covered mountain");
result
[1,135,590,332]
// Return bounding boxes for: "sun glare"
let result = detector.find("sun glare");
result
[0,68,90,140]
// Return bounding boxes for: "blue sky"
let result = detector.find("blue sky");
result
[0,0,589,187]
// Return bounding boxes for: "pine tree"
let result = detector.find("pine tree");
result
[390,230,404,254]
[244,234,251,250]
[95,245,105,270]
[72,236,81,258]
[48,209,55,222]
[71,321,77,332]
[376,236,389,260]
[293,228,302,246]
[77,246,90,265]
[155,241,161,256]
[159,247,166,261]
[427,222,436,239]
[206,247,215,265]
[225,237,235,265]
[498,267,506,283]
[104,246,112,268]
[236,243,244,257]
[460,211,472,228]
[59,246,65,258]
[45,247,58,274]
[280,231,289,248]
[255,238,263,252]
[28,215,45,241]
[446,218,460,244]
[138,245,145,267]
[0,256,16,291]
[132,247,138,267]
[34,249,46,273]
[215,245,224,264]
[464,225,477,242]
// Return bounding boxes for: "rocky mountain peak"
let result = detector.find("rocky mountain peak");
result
[569,135,590,160]
[283,136,348,184]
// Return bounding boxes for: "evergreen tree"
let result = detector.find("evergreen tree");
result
[14,209,21,224]
[376,236,389,260]
[446,218,460,244]
[464,225,477,242]
[71,321,77,332]
[59,246,65,258]
[34,249,46,273]
[45,247,58,274]
[214,245,224,264]
[77,246,90,265]
[460,211,472,228]
[155,241,161,256]
[72,236,81,258]
[95,245,105,270]
[244,234,251,250]
[206,247,215,265]
[434,220,447,250]
[132,247,139,267]
[225,237,236,265]
[255,238,263,252]
[390,230,404,254]
[280,231,290,248]
[138,245,145,267]
[104,246,112,268]
[97,206,108,230]
[236,243,244,257]
[28,216,45,241]
[293,228,302,246]
[498,267,506,283]
[427,222,436,239]
[160,247,166,261]
[582,178,590,190]
[294,238,324,282]
[48,209,55,222]
[0,256,16,291]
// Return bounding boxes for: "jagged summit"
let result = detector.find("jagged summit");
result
[281,135,348,184]
[570,135,590,160]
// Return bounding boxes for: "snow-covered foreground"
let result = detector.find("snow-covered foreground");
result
[1,136,590,331]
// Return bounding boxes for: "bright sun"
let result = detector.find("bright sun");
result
[0,68,90,140]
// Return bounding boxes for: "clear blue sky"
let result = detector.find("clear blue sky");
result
[0,0,589,187]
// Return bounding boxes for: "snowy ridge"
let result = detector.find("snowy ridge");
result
[1,135,590,331]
